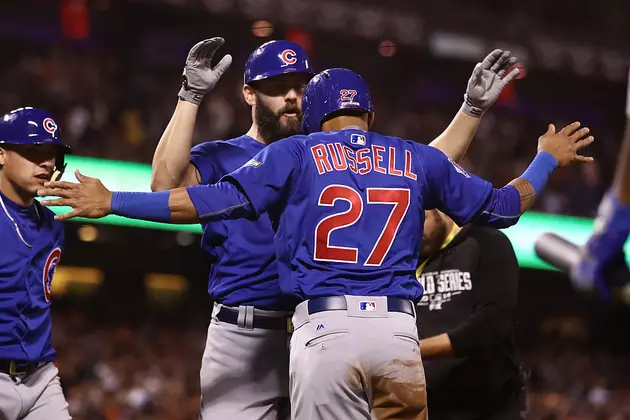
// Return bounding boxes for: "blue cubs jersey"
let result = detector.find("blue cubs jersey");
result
[190,135,293,310]
[189,128,520,303]
[0,191,63,363]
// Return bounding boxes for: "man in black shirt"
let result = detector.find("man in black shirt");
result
[416,210,525,420]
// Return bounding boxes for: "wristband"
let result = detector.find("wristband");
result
[460,93,484,118]
[111,191,171,223]
[520,152,558,196]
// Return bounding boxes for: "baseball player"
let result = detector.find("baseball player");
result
[149,37,520,418]
[0,107,71,420]
[571,68,630,298]
[39,67,593,419]
[152,38,314,419]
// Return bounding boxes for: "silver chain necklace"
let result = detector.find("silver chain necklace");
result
[0,193,40,248]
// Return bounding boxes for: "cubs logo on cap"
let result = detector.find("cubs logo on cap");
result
[243,40,313,84]
[43,117,58,136]
[280,49,297,66]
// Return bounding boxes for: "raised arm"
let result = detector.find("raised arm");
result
[429,49,520,162]
[151,38,232,191]
[421,122,594,229]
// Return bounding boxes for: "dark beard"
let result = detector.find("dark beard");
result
[254,95,302,143]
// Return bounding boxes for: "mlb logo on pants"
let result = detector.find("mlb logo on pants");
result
[359,301,376,311]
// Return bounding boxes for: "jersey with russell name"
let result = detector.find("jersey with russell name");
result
[0,192,63,363]
[216,129,495,303]
[190,135,292,310]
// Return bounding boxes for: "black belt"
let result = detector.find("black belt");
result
[217,307,289,330]
[307,296,415,316]
[0,360,46,377]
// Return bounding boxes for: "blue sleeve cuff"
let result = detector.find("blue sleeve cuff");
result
[111,191,171,222]
[520,151,558,196]
[594,190,630,233]
[472,185,521,228]
[190,143,218,185]
[186,182,254,222]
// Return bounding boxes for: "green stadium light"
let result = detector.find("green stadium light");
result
[42,156,630,270]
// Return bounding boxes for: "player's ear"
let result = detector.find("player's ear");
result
[368,112,375,130]
[0,147,6,166]
[243,84,256,107]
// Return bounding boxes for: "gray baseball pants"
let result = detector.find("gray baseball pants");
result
[289,295,427,420]
[0,362,70,420]
[199,303,291,420]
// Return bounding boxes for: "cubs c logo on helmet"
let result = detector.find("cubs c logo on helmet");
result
[42,247,62,302]
[43,117,58,135]
[280,49,298,66]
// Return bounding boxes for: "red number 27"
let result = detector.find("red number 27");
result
[340,89,357,102]
[314,185,410,267]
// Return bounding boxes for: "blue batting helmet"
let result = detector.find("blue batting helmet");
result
[301,68,374,134]
[244,40,313,84]
[0,107,70,176]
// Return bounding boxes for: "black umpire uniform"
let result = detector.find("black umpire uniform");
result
[416,222,526,420]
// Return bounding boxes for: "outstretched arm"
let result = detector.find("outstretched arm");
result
[37,170,251,224]
[38,139,303,224]
[422,122,594,229]
[429,49,520,162]
[473,122,593,225]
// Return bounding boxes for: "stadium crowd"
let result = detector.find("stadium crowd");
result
[50,303,630,420]
[1,33,624,218]
[3,3,630,419]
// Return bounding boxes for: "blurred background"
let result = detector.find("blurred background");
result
[3,0,630,418]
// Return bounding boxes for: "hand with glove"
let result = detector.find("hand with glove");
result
[427,49,522,162]
[178,37,233,106]
[461,49,521,118]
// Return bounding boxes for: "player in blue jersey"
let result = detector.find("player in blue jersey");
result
[571,68,630,299]
[147,36,522,419]
[151,38,313,419]
[39,67,593,419]
[0,107,71,420]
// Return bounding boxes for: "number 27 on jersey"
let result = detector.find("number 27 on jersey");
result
[314,185,410,267]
